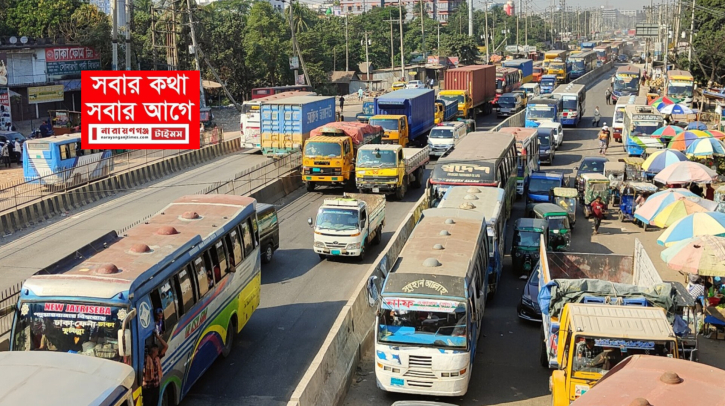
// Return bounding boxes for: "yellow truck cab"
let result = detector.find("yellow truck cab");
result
[438,89,472,118]
[368,115,409,147]
[391,82,406,91]
[356,144,429,199]
[550,304,679,406]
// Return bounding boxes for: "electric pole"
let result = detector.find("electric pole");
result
[468,0,473,37]
[688,0,695,63]
[111,0,118,70]
[186,0,206,108]
[386,12,396,70]
[398,0,405,79]
[484,2,490,63]
[345,14,349,71]
[420,0,426,62]
[125,0,131,70]
[363,32,371,89]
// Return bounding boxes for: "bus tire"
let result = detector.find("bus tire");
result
[161,386,175,406]
[222,318,237,358]
[306,182,316,192]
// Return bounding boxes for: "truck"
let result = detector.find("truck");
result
[355,144,429,199]
[503,58,534,83]
[438,65,496,119]
[665,70,695,108]
[434,98,458,124]
[356,101,375,123]
[369,89,435,147]
[580,41,597,52]
[260,95,336,156]
[542,50,569,73]
[302,122,384,191]
[309,193,385,261]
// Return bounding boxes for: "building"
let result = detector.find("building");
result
[337,0,462,21]
[199,0,287,10]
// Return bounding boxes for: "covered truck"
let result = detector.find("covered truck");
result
[302,122,384,191]
[260,95,336,156]
[309,193,385,261]
[369,89,435,147]
[503,59,534,83]
[434,99,458,124]
[356,144,429,199]
[356,101,375,123]
[438,65,496,119]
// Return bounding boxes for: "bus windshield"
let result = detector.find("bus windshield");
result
[429,128,454,139]
[562,96,578,111]
[529,177,561,193]
[439,94,464,104]
[571,60,585,71]
[631,122,661,136]
[614,108,625,123]
[614,76,639,92]
[357,149,397,167]
[378,304,467,349]
[316,208,359,231]
[527,106,556,119]
[13,301,127,361]
[596,50,607,58]
[667,84,693,98]
[369,119,399,131]
[304,142,341,158]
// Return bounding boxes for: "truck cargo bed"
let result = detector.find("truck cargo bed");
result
[402,147,430,174]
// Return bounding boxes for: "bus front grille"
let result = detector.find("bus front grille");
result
[404,369,436,379]
[405,380,434,388]
[408,355,432,368]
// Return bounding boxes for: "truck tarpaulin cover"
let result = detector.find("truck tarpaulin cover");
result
[310,122,383,146]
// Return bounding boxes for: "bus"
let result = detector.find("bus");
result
[610,41,622,58]
[580,41,597,52]
[428,131,517,218]
[498,127,539,196]
[611,95,647,143]
[552,83,586,127]
[240,91,316,149]
[525,96,562,127]
[0,351,136,406]
[611,65,641,104]
[10,194,262,406]
[494,67,522,103]
[567,51,597,80]
[593,45,612,66]
[665,70,695,107]
[23,134,113,185]
[251,85,312,99]
[623,104,665,156]
[374,206,490,397]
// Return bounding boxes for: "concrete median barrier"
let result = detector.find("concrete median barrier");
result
[287,194,429,406]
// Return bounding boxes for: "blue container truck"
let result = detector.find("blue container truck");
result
[356,101,375,123]
[369,89,435,147]
[260,95,336,156]
[435,98,458,124]
[503,59,534,83]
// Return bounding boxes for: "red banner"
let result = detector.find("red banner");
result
[81,71,201,150]
[46,47,99,62]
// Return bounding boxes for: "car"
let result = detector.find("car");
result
[536,127,555,164]
[631,55,641,63]
[517,266,542,322]
[618,54,628,62]
[537,122,563,149]
[405,80,426,89]
[575,156,608,192]
[257,203,280,264]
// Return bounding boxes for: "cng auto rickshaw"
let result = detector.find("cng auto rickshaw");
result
[604,162,626,205]
[552,187,578,228]
[458,118,476,133]
[581,173,611,218]
[511,218,549,274]
[531,203,571,251]
[619,181,658,227]
[620,157,645,182]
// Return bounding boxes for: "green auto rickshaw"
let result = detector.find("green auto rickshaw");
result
[511,218,549,273]
[581,173,611,219]
[552,187,578,229]
[531,203,571,251]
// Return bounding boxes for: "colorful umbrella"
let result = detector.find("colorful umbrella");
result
[705,130,725,140]
[686,121,708,131]
[661,235,725,276]
[651,196,718,228]
[667,130,712,151]
[641,149,688,173]
[649,96,680,106]
[654,161,717,185]
[685,137,725,157]
[658,104,695,115]
[657,212,725,247]
[652,125,684,138]
[633,188,698,225]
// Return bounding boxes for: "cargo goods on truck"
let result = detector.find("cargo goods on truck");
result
[503,59,534,83]
[260,95,336,156]
[370,89,435,147]
[438,65,496,119]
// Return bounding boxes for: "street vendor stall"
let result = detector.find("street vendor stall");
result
[48,110,81,135]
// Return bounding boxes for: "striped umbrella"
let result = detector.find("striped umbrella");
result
[649,96,680,106]
[685,137,725,157]
[657,212,725,247]
[661,235,725,276]
[705,130,725,140]
[658,104,695,115]
[641,149,688,173]
[633,188,698,225]
[651,196,718,228]
[667,130,712,151]
[652,125,684,139]
[686,121,709,131]
[653,161,717,185]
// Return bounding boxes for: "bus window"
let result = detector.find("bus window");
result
[240,221,254,256]
[208,243,225,283]
[225,230,243,268]
[151,280,178,339]
[59,144,71,160]
[175,266,195,314]
[193,256,211,297]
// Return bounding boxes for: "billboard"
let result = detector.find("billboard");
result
[28,85,65,104]
[46,46,102,80]
[0,87,11,130]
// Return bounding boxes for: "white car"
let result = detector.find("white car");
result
[406,80,425,89]
[537,122,563,149]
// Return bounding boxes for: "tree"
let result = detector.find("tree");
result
[243,2,292,88]
[5,0,80,40]
[689,0,725,85]
[58,4,112,68]
[442,34,479,64]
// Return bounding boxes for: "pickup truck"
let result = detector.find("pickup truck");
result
[302,122,383,191]
[309,193,385,261]
[355,144,429,199]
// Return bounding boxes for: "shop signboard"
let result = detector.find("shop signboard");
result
[46,46,102,80]
[28,85,65,104]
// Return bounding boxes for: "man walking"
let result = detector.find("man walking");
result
[1,142,9,168]
[598,125,610,155]
[591,196,606,235]
[593,106,601,127]
[339,95,345,113]
[604,88,612,105]
[357,87,364,101]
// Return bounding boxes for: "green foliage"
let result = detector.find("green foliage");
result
[5,0,80,40]
[689,0,725,85]
[442,34,479,64]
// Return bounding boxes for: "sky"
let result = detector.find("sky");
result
[478,0,666,12]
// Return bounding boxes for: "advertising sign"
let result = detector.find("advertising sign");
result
[81,71,201,149]
[28,85,65,104]
[46,46,102,79]
[0,87,11,130]
[289,57,299,70]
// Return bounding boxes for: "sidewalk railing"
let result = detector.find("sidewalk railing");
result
[0,282,22,338]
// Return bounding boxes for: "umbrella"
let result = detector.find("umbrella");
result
[654,161,717,185]
[652,125,684,138]
[641,149,687,173]
[705,130,725,140]
[667,130,712,151]
[661,235,725,276]
[685,137,725,157]
[657,212,725,247]
[649,96,680,106]
[686,121,708,131]
[633,188,698,225]
[658,104,695,115]
[650,196,718,228]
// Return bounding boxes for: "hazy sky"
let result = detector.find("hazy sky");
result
[477,0,665,12]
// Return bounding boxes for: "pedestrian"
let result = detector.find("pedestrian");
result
[592,106,601,127]
[14,139,21,166]
[357,87,364,101]
[689,182,703,198]
[591,196,606,235]
[706,184,715,201]
[339,95,345,113]
[429,78,435,89]
[143,332,168,406]
[39,120,52,137]
[604,88,612,105]
[598,125,610,155]
[1,142,9,168]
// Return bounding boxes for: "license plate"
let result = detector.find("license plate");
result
[331,250,341,255]
[312,168,321,173]
[391,377,404,386]
[372,188,380,193]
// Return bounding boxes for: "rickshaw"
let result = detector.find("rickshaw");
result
[620,157,645,181]
[618,182,658,229]
[511,218,549,273]
[531,203,571,251]
[714,185,725,214]
[604,162,626,205]
[581,173,611,218]
[552,187,578,228]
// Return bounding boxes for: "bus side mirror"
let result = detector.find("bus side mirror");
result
[307,218,313,227]
[118,308,137,357]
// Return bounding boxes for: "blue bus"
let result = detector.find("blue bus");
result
[525,96,562,128]
[10,194,263,406]
[568,51,597,79]
[23,134,113,184]
[540,74,558,94]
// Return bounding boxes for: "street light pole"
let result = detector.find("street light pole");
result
[398,0,405,79]
[688,0,695,63]
[363,32,371,89]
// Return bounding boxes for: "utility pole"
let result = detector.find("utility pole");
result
[484,2,490,63]
[420,0,426,62]
[363,32,371,89]
[688,0,695,63]
[345,14,349,71]
[468,0,473,37]
[524,0,528,46]
[125,0,131,70]
[111,0,118,70]
[398,0,405,79]
[516,0,520,46]
[186,0,206,108]
[288,0,311,86]
[387,12,396,70]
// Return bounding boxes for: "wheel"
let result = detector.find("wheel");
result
[357,247,366,262]
[318,254,326,260]
[643,223,649,232]
[373,225,383,245]
[306,182,316,192]
[412,168,423,189]
[161,388,173,406]
[262,244,274,264]
[395,184,406,200]
[222,320,236,358]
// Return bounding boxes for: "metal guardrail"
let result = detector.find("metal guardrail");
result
[0,282,22,339]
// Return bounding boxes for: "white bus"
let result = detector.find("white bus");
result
[375,206,490,396]
[552,83,586,127]
[612,95,647,143]
[240,91,315,149]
